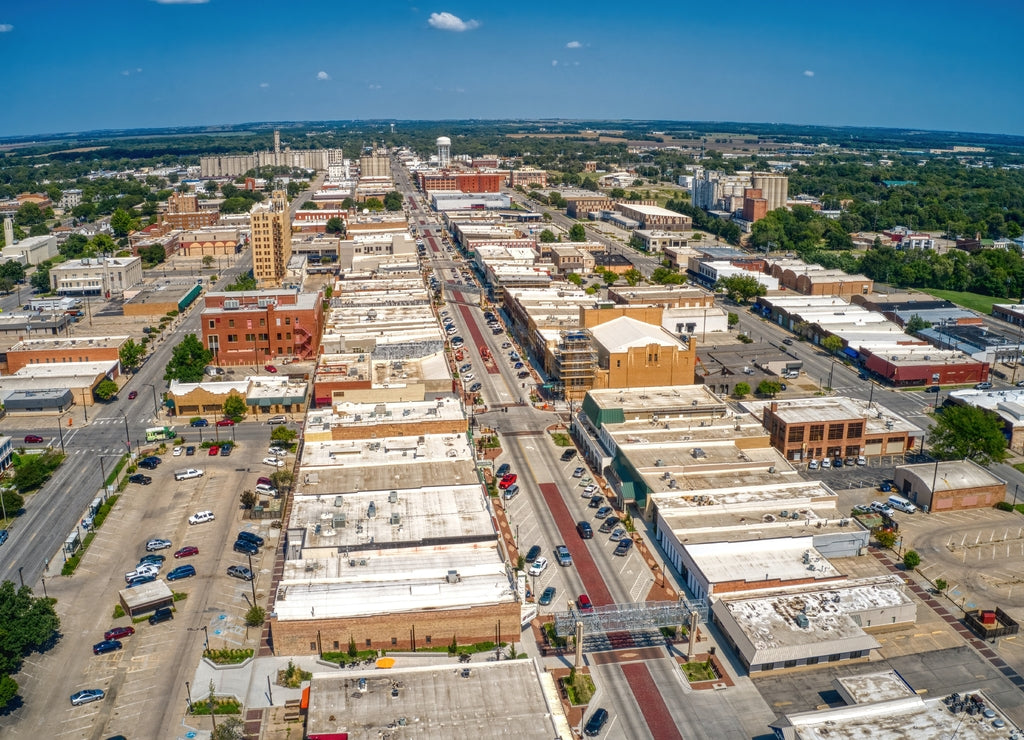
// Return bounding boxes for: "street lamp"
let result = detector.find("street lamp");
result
[122,411,131,453]
[56,418,66,454]
[246,553,257,602]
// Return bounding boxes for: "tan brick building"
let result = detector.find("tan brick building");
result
[6,336,129,374]
[250,190,291,287]
[894,460,1005,512]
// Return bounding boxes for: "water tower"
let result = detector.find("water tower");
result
[436,136,451,169]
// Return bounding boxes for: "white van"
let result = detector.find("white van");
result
[887,494,917,514]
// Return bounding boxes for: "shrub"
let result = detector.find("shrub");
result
[903,550,921,570]
[995,501,1014,512]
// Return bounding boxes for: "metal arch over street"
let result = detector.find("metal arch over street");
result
[553,597,708,638]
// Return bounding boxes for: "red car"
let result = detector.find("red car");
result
[127,390,138,399]
[577,594,593,612]
[264,365,278,373]
[257,476,273,487]
[103,626,135,641]
[208,445,220,456]
[174,545,199,559]
[498,473,517,490]
[24,435,43,443]
[216,419,235,427]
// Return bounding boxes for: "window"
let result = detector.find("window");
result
[208,320,215,329]
[365,639,372,647]
[806,656,818,665]
[227,334,237,343]
[310,642,316,651]
[391,637,397,646]
[277,333,282,340]
[245,333,255,342]
[784,659,797,668]
[425,635,431,644]
[847,422,863,438]
[787,426,805,443]
[809,424,824,441]
[827,423,845,440]
[228,319,234,328]
[285,317,291,325]
[829,654,841,662]
[260,318,265,327]
[333,641,339,650]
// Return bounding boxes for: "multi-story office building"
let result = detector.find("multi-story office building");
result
[250,190,290,287]
[163,192,219,230]
[201,289,323,365]
[49,256,143,296]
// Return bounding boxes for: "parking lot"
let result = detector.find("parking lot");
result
[0,429,283,740]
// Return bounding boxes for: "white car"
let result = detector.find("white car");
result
[528,557,548,576]
[254,483,278,496]
[582,484,598,496]
[268,446,288,456]
[856,456,867,466]
[188,510,215,525]
[808,459,819,470]
[463,372,475,381]
[263,457,285,468]
[172,446,183,456]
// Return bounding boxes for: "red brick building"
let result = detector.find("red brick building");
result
[201,289,324,365]
[417,172,503,193]
[742,188,768,223]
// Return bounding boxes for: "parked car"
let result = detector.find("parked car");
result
[237,531,265,547]
[233,539,259,555]
[263,456,285,468]
[833,457,843,468]
[126,575,156,588]
[538,586,556,606]
[70,689,105,706]
[856,455,867,466]
[264,365,277,373]
[560,449,577,462]
[148,607,174,625]
[267,415,288,425]
[227,565,254,581]
[166,564,196,581]
[103,626,134,641]
[92,640,123,655]
[460,363,472,373]
[0,530,7,546]
[576,521,593,539]
[821,458,832,469]
[190,419,209,427]
[528,557,549,576]
[594,506,612,519]
[613,539,633,557]
[127,390,138,399]
[128,473,152,485]
[23,434,44,443]
[588,495,604,508]
[219,444,232,457]
[572,467,586,478]
[216,419,235,427]
[582,484,598,496]
[255,483,278,496]
[609,528,627,541]
[138,457,161,470]
[975,382,993,390]
[185,446,196,456]
[499,473,517,489]
[807,459,819,470]
[137,554,165,566]
[577,594,594,612]
[525,545,541,562]
[554,545,573,566]
[145,538,172,552]
[188,510,215,525]
[584,708,608,736]
[517,371,531,379]
[869,501,895,516]
[496,463,511,477]
[599,516,620,533]
[174,545,199,559]
[268,446,287,456]
[208,445,220,456]
[469,382,482,392]
[172,446,183,456]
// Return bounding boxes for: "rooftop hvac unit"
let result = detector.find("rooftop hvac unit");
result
[446,570,461,584]
[390,513,401,525]
[334,495,344,507]
[655,459,664,467]
[794,614,810,628]
[692,399,699,406]
[367,502,377,518]
[388,490,398,503]
[223,299,240,310]
[768,466,776,473]
[257,298,276,308]
[333,514,346,528]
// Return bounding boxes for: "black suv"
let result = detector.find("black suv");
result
[525,545,542,562]
[560,449,577,462]
[576,521,593,539]
[496,463,511,477]
[236,531,264,547]
[138,456,161,470]
[129,473,152,485]
[233,539,259,555]
[148,607,173,625]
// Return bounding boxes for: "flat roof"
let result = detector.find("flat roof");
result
[651,479,839,521]
[585,384,727,416]
[8,335,129,352]
[835,670,915,705]
[741,396,923,437]
[687,537,842,586]
[287,484,493,553]
[898,459,1005,492]
[305,661,558,740]
[778,691,1021,740]
[589,316,686,352]
[308,397,465,428]
[10,360,116,379]
[275,545,513,620]
[168,379,249,396]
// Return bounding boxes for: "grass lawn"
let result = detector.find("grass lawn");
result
[681,660,718,682]
[920,289,1003,315]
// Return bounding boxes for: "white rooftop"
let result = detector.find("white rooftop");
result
[589,315,686,352]
[685,537,842,587]
[741,396,923,437]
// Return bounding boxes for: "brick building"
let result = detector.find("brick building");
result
[564,193,612,218]
[417,172,503,193]
[894,460,1005,512]
[250,190,290,288]
[163,192,219,230]
[508,168,548,188]
[5,336,129,375]
[742,188,768,223]
[202,289,323,365]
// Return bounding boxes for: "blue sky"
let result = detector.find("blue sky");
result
[1,0,1021,138]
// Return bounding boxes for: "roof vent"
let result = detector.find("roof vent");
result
[794,614,810,628]
[367,501,376,519]
[446,570,461,584]
[388,490,398,503]
[390,512,401,525]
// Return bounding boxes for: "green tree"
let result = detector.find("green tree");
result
[15,202,45,227]
[240,489,257,509]
[91,233,116,255]
[225,272,257,291]
[270,469,294,493]
[757,379,782,396]
[202,255,215,268]
[733,382,751,398]
[325,217,345,235]
[934,578,948,592]
[28,223,49,237]
[286,181,302,198]
[164,334,213,383]
[30,266,51,293]
[245,605,266,627]
[211,716,245,740]
[271,426,298,445]
[204,180,219,194]
[383,191,403,211]
[0,261,26,283]
[301,201,318,210]
[110,208,136,238]
[364,197,384,212]
[875,529,897,549]
[341,197,355,210]
[905,314,932,333]
[623,268,642,286]
[93,379,119,401]
[568,223,586,242]
[566,273,583,286]
[903,550,921,570]
[650,266,685,285]
[13,452,63,493]
[60,233,92,260]
[0,673,18,711]
[821,335,844,356]
[602,270,619,286]
[727,312,739,328]
[1,488,24,518]
[223,394,247,420]
[538,229,558,243]
[119,339,145,373]
[138,244,166,265]
[0,580,60,678]
[219,197,255,214]
[716,275,766,304]
[928,405,1008,465]
[348,635,358,658]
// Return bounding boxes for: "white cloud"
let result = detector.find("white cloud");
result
[316,70,330,81]
[566,41,581,49]
[121,68,143,76]
[153,0,209,4]
[368,84,381,90]
[803,69,815,77]
[0,24,13,32]
[259,82,270,88]
[427,12,479,32]
[551,60,558,66]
